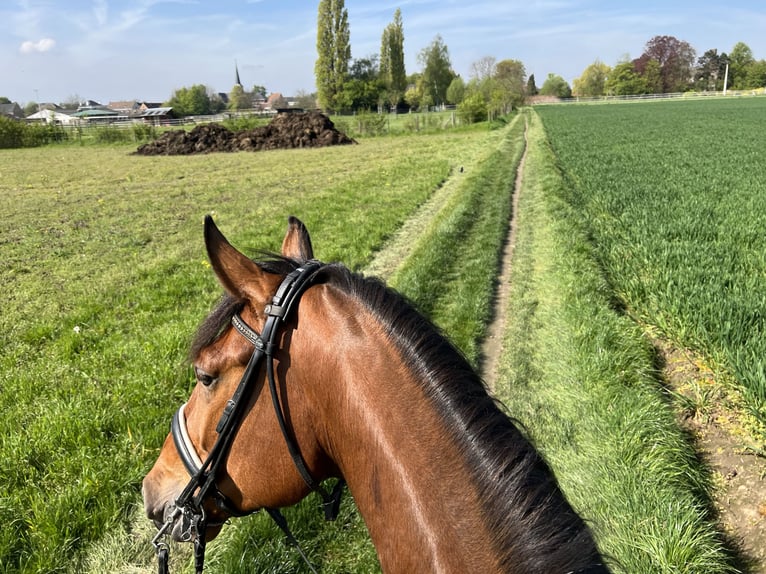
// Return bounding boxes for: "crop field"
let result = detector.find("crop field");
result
[1,100,760,574]
[536,97,766,433]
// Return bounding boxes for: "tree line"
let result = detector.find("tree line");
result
[17,4,758,118]
[573,37,766,97]
[313,1,528,123]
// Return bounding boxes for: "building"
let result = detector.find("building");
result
[26,108,79,125]
[0,102,24,120]
[137,107,176,124]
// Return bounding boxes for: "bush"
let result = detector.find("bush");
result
[222,114,270,132]
[0,116,24,148]
[0,117,69,149]
[457,93,488,124]
[93,126,131,144]
[352,111,387,136]
[131,123,157,142]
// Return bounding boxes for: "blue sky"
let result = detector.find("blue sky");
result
[2,0,765,105]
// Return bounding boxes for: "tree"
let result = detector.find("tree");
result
[165,84,216,116]
[573,60,610,97]
[744,59,766,90]
[694,49,727,91]
[343,55,384,110]
[418,35,455,108]
[0,97,10,104]
[446,76,466,105]
[526,74,538,96]
[470,56,496,82]
[60,94,83,109]
[494,59,526,111]
[228,84,251,110]
[379,8,406,109]
[539,73,571,98]
[404,84,422,111]
[24,101,39,116]
[643,59,663,94]
[457,92,487,124]
[606,61,647,95]
[729,42,755,89]
[294,90,317,109]
[315,0,350,111]
[641,35,696,92]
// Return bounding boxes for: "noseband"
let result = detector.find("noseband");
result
[152,260,344,574]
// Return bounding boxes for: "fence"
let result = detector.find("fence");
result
[537,88,766,105]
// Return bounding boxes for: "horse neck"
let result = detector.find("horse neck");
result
[294,283,603,574]
[307,334,498,570]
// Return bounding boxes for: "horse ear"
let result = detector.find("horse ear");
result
[204,215,271,303]
[281,216,314,261]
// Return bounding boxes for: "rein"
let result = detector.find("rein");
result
[152,260,344,574]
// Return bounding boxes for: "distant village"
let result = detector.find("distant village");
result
[0,90,303,126]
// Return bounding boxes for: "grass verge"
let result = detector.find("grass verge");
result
[494,109,739,572]
[389,114,525,365]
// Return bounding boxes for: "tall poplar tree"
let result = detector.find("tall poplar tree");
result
[315,0,351,111]
[379,8,406,109]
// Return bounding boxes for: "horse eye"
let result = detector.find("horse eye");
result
[194,366,218,387]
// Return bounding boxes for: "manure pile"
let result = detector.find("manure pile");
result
[135,111,355,155]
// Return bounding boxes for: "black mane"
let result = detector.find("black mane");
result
[192,257,607,573]
[318,263,607,573]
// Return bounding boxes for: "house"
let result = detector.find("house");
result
[26,108,79,125]
[252,92,267,110]
[0,102,24,120]
[70,107,125,123]
[107,100,142,114]
[137,107,176,124]
[138,102,163,112]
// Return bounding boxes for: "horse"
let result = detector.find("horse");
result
[143,215,610,574]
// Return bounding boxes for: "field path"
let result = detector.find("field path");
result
[365,117,527,389]
[364,128,506,281]
[480,118,527,390]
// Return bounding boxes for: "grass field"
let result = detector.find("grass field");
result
[1,99,759,573]
[0,125,499,572]
[536,97,766,435]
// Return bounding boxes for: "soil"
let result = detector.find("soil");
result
[656,340,766,573]
[133,111,355,155]
[480,119,527,391]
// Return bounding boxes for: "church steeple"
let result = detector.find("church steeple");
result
[235,60,242,87]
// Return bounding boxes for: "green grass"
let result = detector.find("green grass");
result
[0,127,497,573]
[1,102,746,573]
[536,97,766,433]
[389,113,525,364]
[495,109,738,573]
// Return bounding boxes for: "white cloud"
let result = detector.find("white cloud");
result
[19,37,56,54]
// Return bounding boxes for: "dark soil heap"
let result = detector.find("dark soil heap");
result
[134,110,356,155]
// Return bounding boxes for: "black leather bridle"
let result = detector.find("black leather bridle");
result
[151,260,344,574]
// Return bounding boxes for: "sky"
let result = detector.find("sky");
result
[2,0,765,106]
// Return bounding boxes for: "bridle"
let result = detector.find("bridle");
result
[151,260,345,574]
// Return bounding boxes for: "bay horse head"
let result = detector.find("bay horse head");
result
[143,216,610,574]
